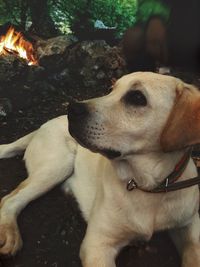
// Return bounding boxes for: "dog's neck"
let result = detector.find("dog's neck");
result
[112,150,196,190]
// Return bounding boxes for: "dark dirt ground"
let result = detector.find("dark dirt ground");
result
[0,80,183,267]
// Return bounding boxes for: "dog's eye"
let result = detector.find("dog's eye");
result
[124,90,147,106]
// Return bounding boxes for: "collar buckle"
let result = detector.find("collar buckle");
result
[127,179,138,191]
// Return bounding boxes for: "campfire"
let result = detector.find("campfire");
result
[0,27,37,66]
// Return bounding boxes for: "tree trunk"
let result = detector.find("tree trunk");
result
[28,0,59,38]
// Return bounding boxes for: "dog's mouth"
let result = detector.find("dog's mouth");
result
[69,123,121,159]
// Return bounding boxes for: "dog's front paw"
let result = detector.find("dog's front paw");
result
[0,223,22,256]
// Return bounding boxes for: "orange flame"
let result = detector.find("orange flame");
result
[0,27,37,65]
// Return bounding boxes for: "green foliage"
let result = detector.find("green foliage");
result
[0,0,31,28]
[50,0,137,37]
[0,0,20,25]
[136,0,170,22]
[91,0,137,35]
[0,0,169,38]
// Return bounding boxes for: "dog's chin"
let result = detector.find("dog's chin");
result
[87,146,121,160]
[79,140,121,159]
[71,134,121,160]
[99,149,121,159]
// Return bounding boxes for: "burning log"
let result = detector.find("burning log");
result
[0,27,38,66]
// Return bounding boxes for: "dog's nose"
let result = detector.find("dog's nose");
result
[68,102,89,118]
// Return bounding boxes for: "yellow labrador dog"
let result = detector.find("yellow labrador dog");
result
[0,72,200,267]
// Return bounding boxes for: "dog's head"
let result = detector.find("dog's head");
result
[68,72,200,159]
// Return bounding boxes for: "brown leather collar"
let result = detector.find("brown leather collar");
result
[127,148,200,193]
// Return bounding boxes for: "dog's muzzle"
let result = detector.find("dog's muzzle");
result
[68,102,121,159]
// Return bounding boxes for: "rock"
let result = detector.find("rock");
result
[62,40,128,97]
[0,35,128,101]
[0,98,12,118]
[36,35,77,70]
[50,68,70,87]
[0,54,28,83]
[26,65,45,83]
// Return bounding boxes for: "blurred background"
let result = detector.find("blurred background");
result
[1,0,200,72]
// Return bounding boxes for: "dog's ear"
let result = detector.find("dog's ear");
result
[160,83,200,152]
